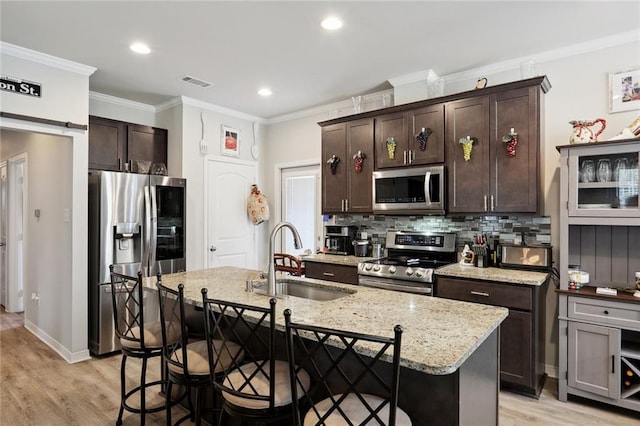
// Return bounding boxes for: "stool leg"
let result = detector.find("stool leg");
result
[117,354,126,425]
[166,380,173,426]
[140,356,147,426]
[194,387,202,426]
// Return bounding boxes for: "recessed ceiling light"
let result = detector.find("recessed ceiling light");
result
[321,16,343,31]
[258,88,272,97]
[130,42,151,54]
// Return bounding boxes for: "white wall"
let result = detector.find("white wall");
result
[0,44,94,362]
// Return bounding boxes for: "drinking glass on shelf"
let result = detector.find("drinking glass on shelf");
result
[613,158,627,182]
[597,159,611,182]
[579,160,595,182]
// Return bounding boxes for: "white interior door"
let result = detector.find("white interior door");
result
[0,162,7,308]
[280,165,320,255]
[206,158,257,269]
[7,154,26,312]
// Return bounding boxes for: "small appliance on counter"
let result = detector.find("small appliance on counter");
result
[499,243,552,271]
[324,225,357,255]
[352,239,370,257]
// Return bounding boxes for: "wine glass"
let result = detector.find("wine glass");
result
[597,159,611,182]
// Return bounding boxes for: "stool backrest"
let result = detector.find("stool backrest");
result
[201,288,277,409]
[110,265,146,348]
[274,253,305,276]
[284,309,403,425]
[157,279,189,375]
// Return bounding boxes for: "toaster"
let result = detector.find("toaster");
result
[500,244,552,270]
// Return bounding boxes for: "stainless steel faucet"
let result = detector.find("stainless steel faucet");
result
[267,222,303,296]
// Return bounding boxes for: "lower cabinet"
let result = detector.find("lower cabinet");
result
[304,261,359,285]
[436,277,547,397]
[560,294,640,412]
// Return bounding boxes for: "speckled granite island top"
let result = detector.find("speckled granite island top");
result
[154,266,507,376]
[436,263,549,286]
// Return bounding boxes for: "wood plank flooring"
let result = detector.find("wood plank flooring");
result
[2,307,640,425]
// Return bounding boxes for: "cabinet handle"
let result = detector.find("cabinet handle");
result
[118,158,122,171]
[490,195,495,211]
[341,199,345,212]
[483,195,488,211]
[322,272,335,277]
[612,355,615,374]
[345,199,349,211]
[470,291,490,297]
[403,150,407,165]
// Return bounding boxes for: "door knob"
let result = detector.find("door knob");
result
[209,246,217,252]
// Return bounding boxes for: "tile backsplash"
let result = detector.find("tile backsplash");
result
[329,214,552,249]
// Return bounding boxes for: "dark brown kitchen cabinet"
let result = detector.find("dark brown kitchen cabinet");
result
[321,118,373,214]
[89,115,167,172]
[304,261,359,285]
[436,276,547,397]
[445,81,546,214]
[374,104,444,169]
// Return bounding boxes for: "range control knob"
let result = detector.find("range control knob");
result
[364,264,373,271]
[389,266,397,274]
[415,269,424,278]
[373,265,381,272]
[405,267,414,276]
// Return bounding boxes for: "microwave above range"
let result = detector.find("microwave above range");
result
[372,165,445,215]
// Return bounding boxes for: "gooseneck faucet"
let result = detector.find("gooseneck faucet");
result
[267,222,303,296]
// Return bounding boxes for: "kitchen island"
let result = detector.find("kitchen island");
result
[155,266,508,425]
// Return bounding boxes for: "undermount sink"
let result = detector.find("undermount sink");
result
[253,279,353,301]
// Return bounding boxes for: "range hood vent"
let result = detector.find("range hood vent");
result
[180,75,212,88]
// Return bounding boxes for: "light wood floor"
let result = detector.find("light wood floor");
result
[2,307,640,425]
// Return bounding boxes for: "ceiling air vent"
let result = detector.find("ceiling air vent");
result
[180,75,212,88]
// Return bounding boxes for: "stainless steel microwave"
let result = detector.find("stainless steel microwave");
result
[372,165,445,215]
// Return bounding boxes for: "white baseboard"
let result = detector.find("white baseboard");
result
[546,363,559,379]
[24,319,91,364]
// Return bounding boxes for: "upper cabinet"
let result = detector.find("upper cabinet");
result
[321,118,374,214]
[557,139,640,219]
[374,104,445,169]
[89,115,168,172]
[446,80,547,214]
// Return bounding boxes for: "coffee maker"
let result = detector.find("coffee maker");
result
[324,225,357,255]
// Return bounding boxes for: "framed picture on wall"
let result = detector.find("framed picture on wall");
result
[609,68,640,113]
[221,125,240,157]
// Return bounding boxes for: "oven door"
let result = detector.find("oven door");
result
[359,276,433,295]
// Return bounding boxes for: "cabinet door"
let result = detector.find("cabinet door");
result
[445,97,490,213]
[568,321,619,398]
[374,112,408,169]
[501,310,533,388]
[490,86,539,213]
[347,118,374,213]
[321,123,348,213]
[127,124,168,169]
[89,116,125,171]
[409,104,445,165]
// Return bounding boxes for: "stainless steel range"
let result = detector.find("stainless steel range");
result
[358,230,457,295]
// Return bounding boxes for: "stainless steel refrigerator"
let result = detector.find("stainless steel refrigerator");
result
[88,170,186,355]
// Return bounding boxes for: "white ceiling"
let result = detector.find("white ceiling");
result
[1,1,639,119]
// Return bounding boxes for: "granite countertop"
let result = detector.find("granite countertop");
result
[301,253,377,266]
[151,266,507,376]
[435,263,550,286]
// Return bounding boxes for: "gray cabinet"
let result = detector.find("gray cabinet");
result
[557,139,640,413]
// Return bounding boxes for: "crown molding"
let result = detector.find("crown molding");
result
[160,96,265,123]
[0,42,96,76]
[89,91,156,112]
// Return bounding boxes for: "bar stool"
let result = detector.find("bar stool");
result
[110,265,171,425]
[201,289,310,425]
[284,309,411,425]
[157,280,211,425]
